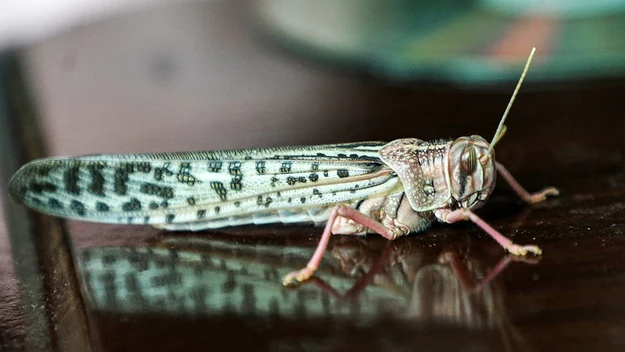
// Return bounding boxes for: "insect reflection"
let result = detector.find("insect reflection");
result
[76,233,535,332]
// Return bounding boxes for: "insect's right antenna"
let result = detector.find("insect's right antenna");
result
[489,47,536,152]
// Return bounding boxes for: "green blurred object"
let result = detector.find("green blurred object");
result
[256,0,625,84]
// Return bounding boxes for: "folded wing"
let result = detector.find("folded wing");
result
[9,142,400,226]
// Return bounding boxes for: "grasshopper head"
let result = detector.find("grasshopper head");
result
[446,47,535,211]
[448,136,497,210]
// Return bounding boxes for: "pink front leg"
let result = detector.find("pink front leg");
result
[282,205,406,286]
[435,208,542,256]
[496,162,559,203]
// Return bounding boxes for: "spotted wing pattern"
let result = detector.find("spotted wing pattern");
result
[9,142,401,228]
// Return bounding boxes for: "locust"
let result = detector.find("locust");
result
[8,48,558,286]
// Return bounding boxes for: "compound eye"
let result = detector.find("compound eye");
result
[460,146,477,174]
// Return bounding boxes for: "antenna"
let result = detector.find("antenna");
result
[489,47,536,152]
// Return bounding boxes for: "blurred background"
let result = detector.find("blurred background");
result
[1,0,625,155]
[1,0,625,351]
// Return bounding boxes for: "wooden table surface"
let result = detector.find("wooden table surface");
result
[1,2,625,351]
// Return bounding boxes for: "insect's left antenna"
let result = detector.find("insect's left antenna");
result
[489,47,536,152]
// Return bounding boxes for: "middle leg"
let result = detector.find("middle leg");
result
[282,204,410,286]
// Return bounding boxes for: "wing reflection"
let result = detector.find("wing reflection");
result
[76,233,535,330]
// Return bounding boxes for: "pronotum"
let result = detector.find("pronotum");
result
[9,48,558,286]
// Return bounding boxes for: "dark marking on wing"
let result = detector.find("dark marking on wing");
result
[154,162,173,181]
[230,177,242,191]
[35,166,51,177]
[114,164,135,196]
[87,163,106,196]
[64,166,80,196]
[280,162,292,173]
[49,198,63,209]
[256,161,266,174]
[165,214,175,224]
[286,176,307,186]
[29,182,56,194]
[177,162,200,186]
[137,162,152,173]
[70,200,86,216]
[210,181,228,201]
[228,162,243,190]
[208,161,223,172]
[122,198,142,212]
[96,202,110,212]
[228,162,242,176]
[140,183,174,199]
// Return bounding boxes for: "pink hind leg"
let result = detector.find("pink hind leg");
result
[282,204,406,286]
